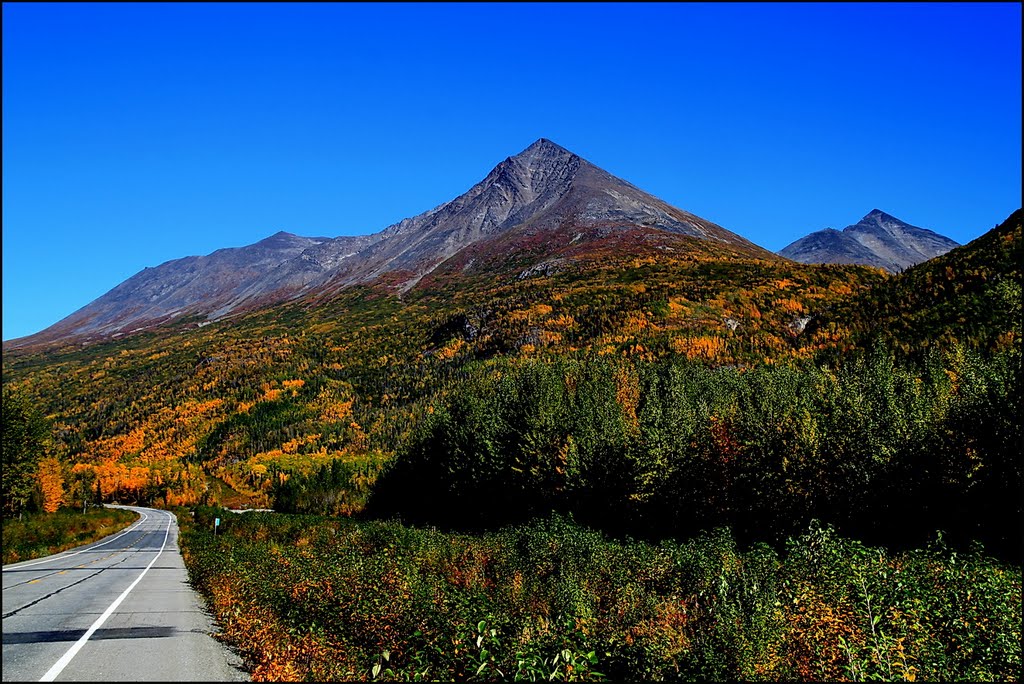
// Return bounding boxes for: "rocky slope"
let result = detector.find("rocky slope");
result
[779,209,959,273]
[7,231,379,347]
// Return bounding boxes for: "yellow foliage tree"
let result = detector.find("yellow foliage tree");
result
[614,365,641,433]
[672,336,728,361]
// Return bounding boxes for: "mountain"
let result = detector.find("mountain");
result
[330,138,770,289]
[4,142,1016,542]
[6,139,775,349]
[778,209,959,273]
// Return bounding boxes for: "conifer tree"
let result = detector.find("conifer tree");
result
[2,385,51,517]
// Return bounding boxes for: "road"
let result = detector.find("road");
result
[2,505,248,682]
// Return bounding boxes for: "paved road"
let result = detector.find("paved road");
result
[2,506,248,682]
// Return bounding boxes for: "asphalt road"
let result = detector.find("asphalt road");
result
[2,505,248,682]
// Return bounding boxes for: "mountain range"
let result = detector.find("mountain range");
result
[5,139,960,349]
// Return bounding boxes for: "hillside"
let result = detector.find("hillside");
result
[4,194,1019,527]
[1,240,885,504]
[5,208,1020,550]
[2,144,1019,563]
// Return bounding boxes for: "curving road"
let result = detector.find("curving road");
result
[2,506,248,682]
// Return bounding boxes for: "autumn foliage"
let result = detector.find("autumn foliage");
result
[37,456,65,513]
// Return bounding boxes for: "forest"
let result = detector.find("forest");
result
[369,346,1020,560]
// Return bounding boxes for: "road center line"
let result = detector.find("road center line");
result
[2,510,149,572]
[38,510,173,683]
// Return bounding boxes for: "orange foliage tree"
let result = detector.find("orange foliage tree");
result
[38,456,66,513]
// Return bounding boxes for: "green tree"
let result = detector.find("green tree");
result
[2,385,51,518]
[72,467,98,513]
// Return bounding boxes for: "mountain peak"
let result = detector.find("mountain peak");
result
[861,209,902,226]
[528,137,569,151]
[464,139,583,217]
[254,230,302,248]
[508,138,579,170]
[522,137,571,153]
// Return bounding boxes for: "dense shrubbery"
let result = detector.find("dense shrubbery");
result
[370,345,1021,560]
[1,506,138,564]
[180,510,1021,682]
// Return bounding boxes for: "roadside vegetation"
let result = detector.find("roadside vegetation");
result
[180,508,1021,682]
[176,338,1021,681]
[2,506,138,565]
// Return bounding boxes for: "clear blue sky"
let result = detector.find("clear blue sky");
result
[3,2,1021,341]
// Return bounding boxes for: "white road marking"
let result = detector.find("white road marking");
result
[38,509,173,682]
[2,510,149,572]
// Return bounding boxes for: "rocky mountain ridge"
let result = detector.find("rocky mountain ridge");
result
[6,139,771,349]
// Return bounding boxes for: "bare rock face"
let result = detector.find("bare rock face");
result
[8,139,772,349]
[779,209,959,273]
[327,139,588,288]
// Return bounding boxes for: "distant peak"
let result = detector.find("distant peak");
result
[525,137,567,151]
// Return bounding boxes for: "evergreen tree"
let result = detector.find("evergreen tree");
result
[2,385,50,517]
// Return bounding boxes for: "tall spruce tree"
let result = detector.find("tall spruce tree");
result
[2,385,50,517]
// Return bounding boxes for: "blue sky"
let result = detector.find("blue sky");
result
[3,2,1021,341]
